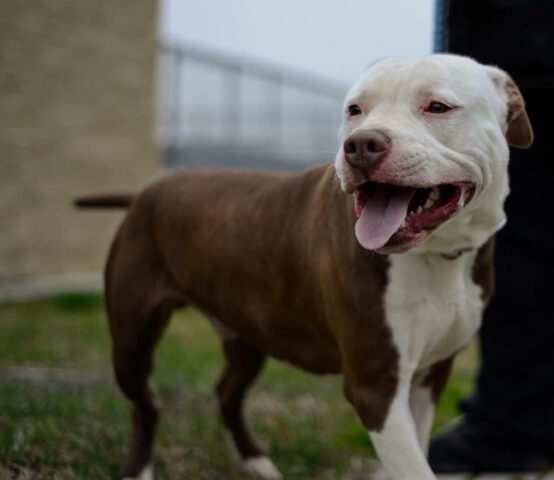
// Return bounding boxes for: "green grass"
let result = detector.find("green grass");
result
[0,293,476,479]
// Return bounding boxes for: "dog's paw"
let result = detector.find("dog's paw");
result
[242,456,284,480]
[121,463,155,480]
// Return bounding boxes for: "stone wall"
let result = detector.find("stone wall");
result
[0,0,159,292]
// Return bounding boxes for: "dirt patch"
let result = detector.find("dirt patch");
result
[0,366,105,386]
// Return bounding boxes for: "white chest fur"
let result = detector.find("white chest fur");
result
[384,252,484,377]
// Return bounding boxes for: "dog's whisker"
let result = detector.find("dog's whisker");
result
[396,158,427,175]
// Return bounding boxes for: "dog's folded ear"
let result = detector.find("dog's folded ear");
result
[485,66,534,149]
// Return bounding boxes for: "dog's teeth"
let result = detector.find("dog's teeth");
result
[416,206,423,214]
[424,198,434,209]
[430,187,440,201]
[460,185,467,206]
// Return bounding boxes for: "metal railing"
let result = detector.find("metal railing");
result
[158,42,348,171]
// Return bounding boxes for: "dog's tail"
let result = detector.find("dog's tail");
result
[74,193,134,209]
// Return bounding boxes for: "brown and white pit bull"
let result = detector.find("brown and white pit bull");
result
[77,54,533,480]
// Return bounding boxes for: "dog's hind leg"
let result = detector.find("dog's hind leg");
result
[111,304,172,480]
[106,235,183,480]
[216,336,283,480]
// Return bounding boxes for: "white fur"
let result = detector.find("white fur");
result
[242,456,283,480]
[369,384,436,480]
[410,382,435,454]
[386,251,483,372]
[122,463,154,480]
[334,55,517,479]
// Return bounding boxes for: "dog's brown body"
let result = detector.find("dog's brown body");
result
[77,53,538,479]
[100,164,494,478]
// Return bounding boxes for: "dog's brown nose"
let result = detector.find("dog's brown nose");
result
[343,129,391,169]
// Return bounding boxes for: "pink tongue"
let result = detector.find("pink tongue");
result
[355,185,415,250]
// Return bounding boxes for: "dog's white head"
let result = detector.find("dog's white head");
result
[335,54,533,255]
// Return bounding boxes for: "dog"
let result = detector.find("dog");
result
[76,54,533,480]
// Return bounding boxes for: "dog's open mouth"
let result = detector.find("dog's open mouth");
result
[353,181,475,252]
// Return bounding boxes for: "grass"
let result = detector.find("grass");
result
[0,293,477,479]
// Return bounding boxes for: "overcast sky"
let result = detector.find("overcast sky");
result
[161,0,436,85]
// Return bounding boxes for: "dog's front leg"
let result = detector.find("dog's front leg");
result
[409,356,455,456]
[409,376,435,455]
[344,368,436,480]
[369,379,436,480]
[339,320,435,479]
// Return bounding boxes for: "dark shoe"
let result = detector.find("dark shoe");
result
[429,417,553,474]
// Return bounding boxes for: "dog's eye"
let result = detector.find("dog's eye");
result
[348,104,362,116]
[425,101,452,114]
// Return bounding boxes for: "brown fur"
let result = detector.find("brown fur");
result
[102,164,493,478]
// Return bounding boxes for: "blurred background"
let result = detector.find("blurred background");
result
[0,0,433,299]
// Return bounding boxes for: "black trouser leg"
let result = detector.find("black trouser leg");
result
[462,235,554,450]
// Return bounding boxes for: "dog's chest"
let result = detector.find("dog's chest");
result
[384,252,484,371]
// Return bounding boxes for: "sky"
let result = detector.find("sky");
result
[161,0,436,86]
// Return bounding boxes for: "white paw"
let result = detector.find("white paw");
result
[122,463,155,480]
[242,456,284,480]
